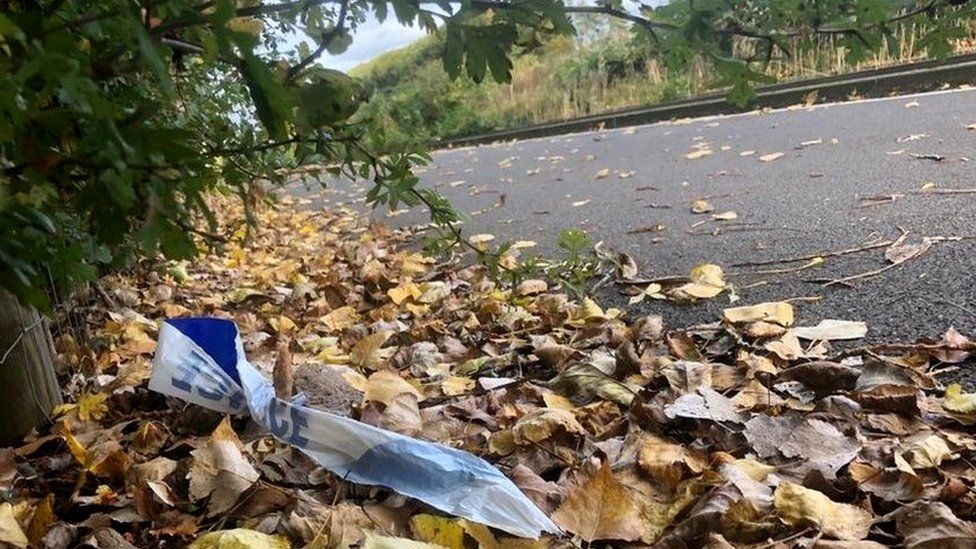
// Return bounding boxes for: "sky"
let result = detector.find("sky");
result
[323,17,430,72]
[321,1,666,73]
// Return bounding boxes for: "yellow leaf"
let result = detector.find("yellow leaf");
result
[593,168,611,180]
[0,502,28,548]
[364,370,424,405]
[77,391,109,422]
[921,181,936,191]
[26,495,54,547]
[552,463,645,542]
[542,393,576,411]
[712,211,738,221]
[321,306,359,331]
[691,199,714,213]
[690,263,725,287]
[773,482,873,540]
[400,252,433,276]
[188,528,290,548]
[722,302,794,326]
[670,264,726,300]
[441,376,475,396]
[578,297,605,320]
[270,315,296,334]
[410,514,465,548]
[685,149,712,160]
[902,435,957,469]
[943,384,976,423]
[350,332,392,370]
[729,459,776,482]
[388,282,422,305]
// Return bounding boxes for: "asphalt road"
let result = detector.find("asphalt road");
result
[306,87,976,352]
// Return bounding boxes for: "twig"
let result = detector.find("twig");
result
[730,257,823,277]
[932,298,976,319]
[730,238,893,267]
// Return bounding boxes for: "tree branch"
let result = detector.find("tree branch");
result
[287,0,350,80]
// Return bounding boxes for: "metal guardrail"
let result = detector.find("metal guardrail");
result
[438,53,976,149]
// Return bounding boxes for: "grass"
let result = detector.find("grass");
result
[351,20,976,148]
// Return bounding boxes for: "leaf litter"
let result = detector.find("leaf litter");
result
[3,194,976,547]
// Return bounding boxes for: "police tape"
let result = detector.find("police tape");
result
[148,318,559,538]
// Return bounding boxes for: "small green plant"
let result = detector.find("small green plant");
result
[547,229,600,299]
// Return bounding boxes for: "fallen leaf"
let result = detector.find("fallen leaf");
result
[321,306,359,331]
[723,302,794,326]
[441,375,475,396]
[759,152,784,162]
[712,211,738,220]
[773,482,873,540]
[0,502,28,548]
[665,387,744,424]
[552,463,645,542]
[685,149,713,160]
[943,383,976,423]
[778,418,861,478]
[670,264,726,300]
[364,532,443,549]
[350,331,393,370]
[188,529,291,548]
[793,320,867,340]
[691,199,714,214]
[902,434,956,469]
[893,501,976,548]
[629,283,665,305]
[188,417,260,516]
[594,168,611,180]
[848,462,923,501]
[409,514,465,548]
[512,408,585,445]
[26,495,54,547]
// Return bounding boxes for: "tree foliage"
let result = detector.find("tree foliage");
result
[0,0,971,307]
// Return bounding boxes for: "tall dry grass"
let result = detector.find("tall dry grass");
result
[474,23,976,128]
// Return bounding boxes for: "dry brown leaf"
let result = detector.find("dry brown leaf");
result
[512,408,585,445]
[894,501,976,548]
[188,417,260,516]
[552,463,645,542]
[759,152,784,162]
[848,462,923,501]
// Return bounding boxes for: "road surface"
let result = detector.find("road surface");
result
[307,87,976,350]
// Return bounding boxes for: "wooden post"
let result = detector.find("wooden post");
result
[0,290,62,446]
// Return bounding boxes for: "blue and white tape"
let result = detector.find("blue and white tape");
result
[149,318,559,538]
